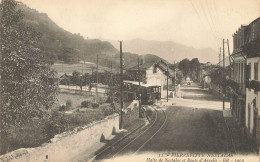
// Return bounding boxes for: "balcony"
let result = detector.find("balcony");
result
[227,79,246,96]
[242,38,260,58]
[248,80,260,91]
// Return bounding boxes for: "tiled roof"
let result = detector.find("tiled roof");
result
[126,60,175,77]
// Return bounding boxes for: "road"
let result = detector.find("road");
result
[93,83,253,161]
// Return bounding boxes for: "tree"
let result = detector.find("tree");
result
[0,0,57,148]
[190,58,200,81]
[178,58,190,78]
[71,71,81,86]
[83,73,91,86]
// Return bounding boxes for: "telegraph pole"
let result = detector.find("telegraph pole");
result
[227,39,232,78]
[110,60,113,100]
[167,64,169,102]
[174,61,176,97]
[223,39,225,110]
[81,61,83,92]
[61,59,64,73]
[119,41,123,129]
[138,57,142,118]
[96,54,99,101]
[219,47,221,99]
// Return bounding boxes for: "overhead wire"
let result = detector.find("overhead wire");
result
[190,0,217,42]
[197,0,219,41]
[205,0,222,39]
[190,0,223,64]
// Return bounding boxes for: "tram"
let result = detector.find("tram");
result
[123,80,161,104]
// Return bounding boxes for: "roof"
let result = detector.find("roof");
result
[126,60,174,77]
[123,80,160,87]
[242,38,260,58]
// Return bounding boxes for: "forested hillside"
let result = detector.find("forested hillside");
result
[17,2,165,69]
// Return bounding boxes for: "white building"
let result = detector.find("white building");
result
[125,60,174,90]
[246,57,259,137]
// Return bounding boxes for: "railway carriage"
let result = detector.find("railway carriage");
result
[123,80,161,104]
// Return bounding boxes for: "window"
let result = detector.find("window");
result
[153,66,157,73]
[254,63,258,80]
[248,63,251,79]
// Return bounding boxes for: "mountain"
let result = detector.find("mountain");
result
[17,2,119,65]
[106,39,218,64]
[16,2,168,70]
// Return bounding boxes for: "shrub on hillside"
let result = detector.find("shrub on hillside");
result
[106,96,113,103]
[43,110,68,139]
[91,103,99,109]
[81,101,90,108]
[96,97,107,105]
[59,104,66,111]
[66,100,72,109]
[100,104,113,116]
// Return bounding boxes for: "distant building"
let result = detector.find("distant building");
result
[125,60,174,90]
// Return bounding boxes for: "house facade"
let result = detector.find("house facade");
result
[230,17,260,148]
[125,60,174,90]
[244,18,260,145]
[230,25,248,127]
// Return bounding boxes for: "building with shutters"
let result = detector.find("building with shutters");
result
[244,17,260,147]
[230,17,260,149]
[125,60,174,90]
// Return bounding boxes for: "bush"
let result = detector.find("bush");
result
[81,101,90,108]
[43,110,68,139]
[91,103,99,109]
[59,104,66,111]
[106,96,113,103]
[66,100,72,109]
[100,104,113,116]
[94,97,108,105]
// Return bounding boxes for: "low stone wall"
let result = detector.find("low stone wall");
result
[0,114,119,162]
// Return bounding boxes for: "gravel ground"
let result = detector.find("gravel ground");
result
[138,83,255,154]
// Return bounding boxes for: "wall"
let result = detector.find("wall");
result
[146,66,166,88]
[246,57,260,137]
[246,88,258,133]
[0,114,119,162]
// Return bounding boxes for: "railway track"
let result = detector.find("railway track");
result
[93,107,167,161]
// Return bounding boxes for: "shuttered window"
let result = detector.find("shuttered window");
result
[248,63,251,79]
[254,63,258,80]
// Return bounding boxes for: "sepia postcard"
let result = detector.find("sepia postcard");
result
[0,0,260,161]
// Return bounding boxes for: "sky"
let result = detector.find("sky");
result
[19,0,260,52]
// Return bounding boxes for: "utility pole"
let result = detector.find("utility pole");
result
[110,60,113,102]
[61,58,64,73]
[219,47,221,99]
[174,61,176,97]
[167,64,169,102]
[138,57,142,118]
[223,39,225,110]
[96,54,99,101]
[227,39,232,78]
[119,41,123,129]
[81,61,83,92]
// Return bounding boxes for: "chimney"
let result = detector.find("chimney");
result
[142,55,145,64]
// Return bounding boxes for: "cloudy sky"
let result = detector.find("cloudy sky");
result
[20,0,260,51]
